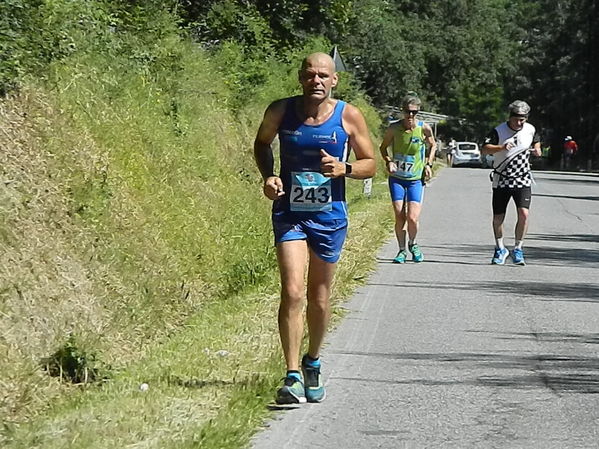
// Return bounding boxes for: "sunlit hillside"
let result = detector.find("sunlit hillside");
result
[0,2,387,437]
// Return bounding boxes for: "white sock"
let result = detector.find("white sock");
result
[495,238,505,249]
[515,240,523,249]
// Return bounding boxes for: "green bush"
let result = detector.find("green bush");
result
[42,334,104,384]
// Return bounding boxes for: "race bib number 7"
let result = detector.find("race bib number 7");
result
[290,171,332,212]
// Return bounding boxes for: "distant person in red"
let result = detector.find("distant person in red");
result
[563,136,578,169]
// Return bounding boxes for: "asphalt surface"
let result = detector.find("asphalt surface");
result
[250,168,599,449]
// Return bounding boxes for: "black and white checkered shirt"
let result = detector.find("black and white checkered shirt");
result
[494,151,532,188]
[484,122,539,189]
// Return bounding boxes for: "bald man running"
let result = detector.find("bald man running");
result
[254,52,376,404]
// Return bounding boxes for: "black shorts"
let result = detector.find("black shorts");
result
[492,187,532,215]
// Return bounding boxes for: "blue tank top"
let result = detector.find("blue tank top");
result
[274,97,350,221]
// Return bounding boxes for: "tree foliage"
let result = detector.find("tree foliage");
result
[2,0,598,155]
[507,0,599,159]
[174,0,527,139]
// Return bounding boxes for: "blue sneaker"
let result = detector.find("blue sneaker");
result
[512,248,526,265]
[276,376,307,404]
[491,247,509,265]
[301,355,326,403]
[393,250,407,264]
[409,244,424,263]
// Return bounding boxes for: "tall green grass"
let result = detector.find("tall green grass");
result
[0,3,394,446]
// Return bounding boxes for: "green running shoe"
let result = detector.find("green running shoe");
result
[301,355,326,403]
[275,376,306,404]
[409,244,424,262]
[393,250,408,264]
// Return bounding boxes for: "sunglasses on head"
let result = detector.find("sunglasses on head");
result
[404,110,419,116]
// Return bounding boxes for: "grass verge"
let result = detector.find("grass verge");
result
[2,184,393,449]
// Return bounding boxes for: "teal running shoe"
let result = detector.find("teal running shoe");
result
[409,244,424,263]
[512,248,526,265]
[275,376,307,404]
[301,355,326,403]
[491,247,509,265]
[393,250,407,264]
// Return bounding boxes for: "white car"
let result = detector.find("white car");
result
[452,141,482,167]
[481,153,494,168]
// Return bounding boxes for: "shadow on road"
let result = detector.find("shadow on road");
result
[523,245,599,266]
[534,170,599,175]
[452,242,599,266]
[528,233,599,243]
[378,241,598,267]
[537,177,599,186]
[477,280,599,303]
[534,172,599,185]
[331,349,599,394]
[377,243,489,266]
[366,279,599,303]
[471,330,599,345]
[533,193,599,201]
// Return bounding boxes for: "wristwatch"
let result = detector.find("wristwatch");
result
[345,163,353,175]
[426,162,433,168]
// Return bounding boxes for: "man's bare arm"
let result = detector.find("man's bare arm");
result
[379,125,395,162]
[423,123,437,165]
[342,104,376,179]
[254,100,286,199]
[482,143,507,154]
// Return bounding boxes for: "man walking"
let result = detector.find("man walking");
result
[253,52,376,404]
[563,135,578,170]
[379,94,436,263]
[446,137,456,166]
[482,100,541,266]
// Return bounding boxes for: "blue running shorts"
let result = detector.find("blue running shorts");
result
[388,177,424,203]
[272,212,348,263]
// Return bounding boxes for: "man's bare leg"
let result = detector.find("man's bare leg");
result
[392,200,407,250]
[305,250,337,359]
[276,240,308,371]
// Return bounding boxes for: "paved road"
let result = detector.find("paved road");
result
[251,168,599,449]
